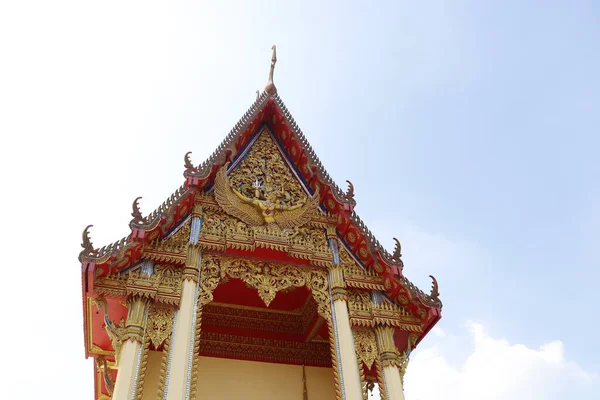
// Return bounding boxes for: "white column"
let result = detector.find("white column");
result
[375,326,406,400]
[330,266,363,400]
[112,296,149,400]
[165,245,200,400]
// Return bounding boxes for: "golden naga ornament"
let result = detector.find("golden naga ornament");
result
[215,162,319,228]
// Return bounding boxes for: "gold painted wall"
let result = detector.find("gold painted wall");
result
[196,357,335,400]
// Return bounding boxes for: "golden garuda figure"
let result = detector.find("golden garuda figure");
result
[214,163,319,228]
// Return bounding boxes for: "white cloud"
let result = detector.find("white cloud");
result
[431,326,446,337]
[404,322,598,400]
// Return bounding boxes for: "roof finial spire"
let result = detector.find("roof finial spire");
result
[265,45,277,95]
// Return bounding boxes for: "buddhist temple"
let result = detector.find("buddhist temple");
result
[79,46,443,400]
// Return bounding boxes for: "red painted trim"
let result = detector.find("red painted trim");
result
[417,308,442,347]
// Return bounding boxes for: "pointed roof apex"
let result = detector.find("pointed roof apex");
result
[265,45,277,95]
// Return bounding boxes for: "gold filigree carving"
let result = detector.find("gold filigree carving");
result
[92,296,125,365]
[200,255,331,320]
[196,254,339,398]
[199,331,331,367]
[215,130,321,228]
[347,290,422,331]
[198,207,333,266]
[183,245,201,282]
[94,263,183,307]
[227,261,305,306]
[150,219,191,254]
[230,130,305,204]
[146,303,174,348]
[353,327,378,369]
[122,296,151,344]
[375,326,401,368]
[215,161,319,228]
[329,267,347,301]
[340,247,386,291]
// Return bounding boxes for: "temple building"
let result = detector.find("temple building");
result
[79,46,442,400]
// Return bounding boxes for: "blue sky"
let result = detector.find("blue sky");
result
[0,1,598,398]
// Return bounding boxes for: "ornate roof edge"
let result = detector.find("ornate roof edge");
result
[79,184,191,263]
[185,92,271,179]
[79,89,442,312]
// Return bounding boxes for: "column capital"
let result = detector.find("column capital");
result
[329,266,347,301]
[122,296,151,344]
[192,202,204,217]
[183,245,201,282]
[326,225,337,239]
[375,326,401,367]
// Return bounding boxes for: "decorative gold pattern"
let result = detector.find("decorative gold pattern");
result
[156,334,172,400]
[183,245,201,282]
[149,219,191,256]
[353,327,378,369]
[79,72,446,400]
[197,202,334,267]
[196,253,341,399]
[329,267,347,301]
[339,247,386,291]
[199,255,331,319]
[146,304,175,348]
[347,290,422,332]
[199,331,331,367]
[122,296,151,344]
[134,338,151,400]
[230,130,306,207]
[94,263,183,307]
[219,165,319,228]
[375,326,400,368]
[215,154,319,229]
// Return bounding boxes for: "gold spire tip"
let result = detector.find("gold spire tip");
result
[265,45,277,95]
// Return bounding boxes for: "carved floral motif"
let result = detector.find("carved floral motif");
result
[229,130,306,207]
[347,289,422,331]
[199,255,331,320]
[353,327,378,369]
[146,303,175,348]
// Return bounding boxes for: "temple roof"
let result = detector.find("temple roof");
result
[80,61,442,351]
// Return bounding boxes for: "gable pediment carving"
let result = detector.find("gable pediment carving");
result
[214,129,320,229]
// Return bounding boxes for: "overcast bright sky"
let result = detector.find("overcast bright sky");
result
[1,1,598,399]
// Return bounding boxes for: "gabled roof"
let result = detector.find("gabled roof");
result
[80,86,442,349]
